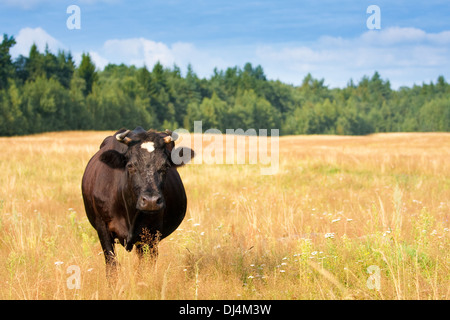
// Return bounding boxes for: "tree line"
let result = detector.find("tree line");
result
[1,33,449,136]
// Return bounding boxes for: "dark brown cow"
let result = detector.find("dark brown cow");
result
[81,127,194,275]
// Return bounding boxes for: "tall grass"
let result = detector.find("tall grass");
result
[0,132,448,299]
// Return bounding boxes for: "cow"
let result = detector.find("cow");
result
[81,127,194,276]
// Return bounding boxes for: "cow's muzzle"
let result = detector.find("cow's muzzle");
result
[136,194,165,212]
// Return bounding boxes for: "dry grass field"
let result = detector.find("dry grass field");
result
[0,131,449,300]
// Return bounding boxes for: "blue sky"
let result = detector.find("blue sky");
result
[1,0,449,88]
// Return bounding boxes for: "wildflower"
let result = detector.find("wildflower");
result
[248,275,254,279]
[279,270,286,273]
[311,251,318,255]
[325,233,335,239]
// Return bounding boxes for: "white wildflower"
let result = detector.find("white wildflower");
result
[325,233,335,239]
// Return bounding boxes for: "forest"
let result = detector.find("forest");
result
[1,33,449,136]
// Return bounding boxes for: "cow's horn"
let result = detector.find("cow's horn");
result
[163,130,178,144]
[116,130,131,143]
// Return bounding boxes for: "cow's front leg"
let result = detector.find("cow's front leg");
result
[96,225,118,279]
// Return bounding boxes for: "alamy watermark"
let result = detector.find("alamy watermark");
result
[366,265,381,290]
[66,265,81,289]
[171,121,279,175]
[66,5,81,30]
[367,5,381,30]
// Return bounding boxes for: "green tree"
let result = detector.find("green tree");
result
[0,80,27,135]
[418,97,450,132]
[0,34,16,90]
[197,92,227,130]
[77,53,97,96]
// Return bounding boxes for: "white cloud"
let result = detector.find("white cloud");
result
[254,27,450,88]
[10,27,64,57]
[87,51,109,70]
[98,37,231,77]
[103,38,176,67]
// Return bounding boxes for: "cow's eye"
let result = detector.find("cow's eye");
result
[126,162,136,171]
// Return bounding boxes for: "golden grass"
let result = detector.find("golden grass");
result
[0,131,449,299]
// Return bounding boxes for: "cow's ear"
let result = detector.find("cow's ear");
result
[100,150,127,169]
[169,147,195,167]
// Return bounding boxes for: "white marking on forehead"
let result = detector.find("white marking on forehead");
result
[141,141,155,153]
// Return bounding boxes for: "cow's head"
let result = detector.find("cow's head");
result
[100,127,194,213]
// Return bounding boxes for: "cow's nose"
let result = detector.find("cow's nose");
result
[137,194,164,212]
